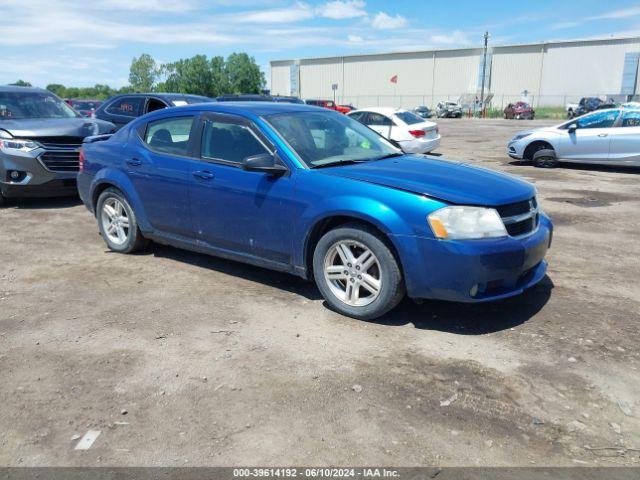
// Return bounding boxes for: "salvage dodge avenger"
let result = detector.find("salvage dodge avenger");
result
[78,103,552,319]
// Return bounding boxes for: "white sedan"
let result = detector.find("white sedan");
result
[508,108,640,167]
[347,107,440,154]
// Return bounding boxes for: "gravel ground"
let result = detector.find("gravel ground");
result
[0,118,639,467]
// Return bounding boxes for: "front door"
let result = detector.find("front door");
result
[558,110,619,162]
[188,113,296,265]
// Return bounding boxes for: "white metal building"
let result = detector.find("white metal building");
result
[270,36,640,109]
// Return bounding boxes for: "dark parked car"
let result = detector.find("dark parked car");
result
[78,102,552,319]
[0,86,114,204]
[413,105,433,118]
[504,101,535,120]
[94,93,213,129]
[67,99,102,118]
[568,97,617,118]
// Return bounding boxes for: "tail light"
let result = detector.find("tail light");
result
[409,129,425,138]
[79,149,85,173]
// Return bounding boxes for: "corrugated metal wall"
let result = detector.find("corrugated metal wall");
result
[270,37,640,107]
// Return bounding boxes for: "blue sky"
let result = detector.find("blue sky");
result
[1,0,640,89]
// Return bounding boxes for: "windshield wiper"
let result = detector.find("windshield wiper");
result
[311,159,370,169]
[374,152,404,160]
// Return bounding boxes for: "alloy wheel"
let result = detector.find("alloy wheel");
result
[323,240,382,307]
[101,197,130,246]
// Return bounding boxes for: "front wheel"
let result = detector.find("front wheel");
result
[313,224,405,320]
[96,187,148,253]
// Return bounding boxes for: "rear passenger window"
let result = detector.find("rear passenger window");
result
[620,110,640,127]
[201,120,268,164]
[144,116,194,156]
[106,97,143,117]
[366,112,394,127]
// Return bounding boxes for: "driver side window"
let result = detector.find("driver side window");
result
[575,110,619,129]
[201,119,269,165]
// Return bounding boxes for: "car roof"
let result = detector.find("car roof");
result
[349,107,407,115]
[0,85,51,93]
[141,101,325,120]
[107,92,212,101]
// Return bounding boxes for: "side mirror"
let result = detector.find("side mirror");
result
[242,153,287,175]
[568,123,577,133]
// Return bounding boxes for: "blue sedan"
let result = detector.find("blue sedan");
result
[77,102,552,319]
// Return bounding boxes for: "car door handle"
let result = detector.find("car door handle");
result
[597,133,608,137]
[126,158,142,166]
[193,170,215,180]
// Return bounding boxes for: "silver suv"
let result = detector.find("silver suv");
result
[0,86,114,205]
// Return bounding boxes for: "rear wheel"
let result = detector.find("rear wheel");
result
[313,224,405,320]
[96,187,148,253]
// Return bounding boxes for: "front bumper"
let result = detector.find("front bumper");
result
[393,214,553,302]
[400,135,441,154]
[0,149,78,198]
[507,141,525,159]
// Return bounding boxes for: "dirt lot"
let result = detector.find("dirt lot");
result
[1,118,639,467]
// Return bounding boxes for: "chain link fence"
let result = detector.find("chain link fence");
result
[338,94,640,111]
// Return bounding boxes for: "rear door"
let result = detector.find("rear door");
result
[127,114,198,237]
[188,113,296,264]
[609,109,640,165]
[558,110,619,162]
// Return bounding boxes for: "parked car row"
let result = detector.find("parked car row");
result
[0,84,554,320]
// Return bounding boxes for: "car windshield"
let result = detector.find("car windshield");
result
[395,111,424,125]
[0,91,80,119]
[266,110,400,168]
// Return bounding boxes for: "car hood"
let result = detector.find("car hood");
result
[0,117,115,138]
[319,155,535,206]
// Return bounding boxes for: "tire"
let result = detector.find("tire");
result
[312,224,405,320]
[533,149,559,168]
[0,191,5,208]
[96,187,148,253]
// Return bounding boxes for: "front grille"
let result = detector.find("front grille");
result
[39,150,80,172]
[498,197,538,237]
[27,136,83,148]
[505,215,538,236]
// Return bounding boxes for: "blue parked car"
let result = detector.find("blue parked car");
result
[77,102,552,319]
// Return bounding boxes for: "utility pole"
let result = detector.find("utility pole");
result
[480,31,490,117]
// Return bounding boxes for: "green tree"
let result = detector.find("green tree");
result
[129,53,158,92]
[46,84,67,97]
[225,53,264,94]
[10,79,32,87]
[162,55,218,97]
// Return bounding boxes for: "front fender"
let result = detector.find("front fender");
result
[90,168,152,232]
[294,194,414,272]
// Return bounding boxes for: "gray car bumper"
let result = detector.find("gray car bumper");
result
[0,150,78,198]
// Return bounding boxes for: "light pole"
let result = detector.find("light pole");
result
[480,31,490,117]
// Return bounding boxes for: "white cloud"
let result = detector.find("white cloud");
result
[429,30,471,45]
[347,34,363,43]
[237,2,314,23]
[370,12,407,30]
[98,0,199,12]
[588,6,640,20]
[318,0,367,19]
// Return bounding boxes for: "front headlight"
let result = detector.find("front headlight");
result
[510,133,531,142]
[0,138,40,153]
[428,206,507,240]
